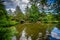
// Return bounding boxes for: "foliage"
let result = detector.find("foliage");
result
[29,4,40,22]
[0,0,17,40]
[0,0,60,40]
[44,13,54,23]
[0,27,16,40]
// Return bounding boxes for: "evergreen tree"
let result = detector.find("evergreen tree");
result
[14,5,24,22]
[8,9,13,16]
[15,6,22,14]
[25,5,30,21]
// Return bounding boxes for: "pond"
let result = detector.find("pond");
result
[12,28,32,40]
[12,22,55,40]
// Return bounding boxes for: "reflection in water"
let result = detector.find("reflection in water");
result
[36,33,42,40]
[20,28,32,40]
[12,28,32,40]
[12,36,16,40]
[12,28,51,40]
[28,36,32,40]
[20,28,27,40]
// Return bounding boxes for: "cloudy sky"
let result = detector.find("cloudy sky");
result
[4,0,30,12]
[3,0,56,12]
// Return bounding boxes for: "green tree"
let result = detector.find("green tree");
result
[0,0,8,20]
[45,12,54,23]
[51,0,60,23]
[29,4,40,22]
[0,0,17,40]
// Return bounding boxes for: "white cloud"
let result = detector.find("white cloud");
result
[6,0,30,13]
[11,0,29,5]
[22,0,30,3]
[6,8,15,12]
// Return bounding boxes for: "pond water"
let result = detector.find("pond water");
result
[12,36,16,40]
[28,36,32,40]
[20,28,27,40]
[12,28,32,40]
[12,26,51,40]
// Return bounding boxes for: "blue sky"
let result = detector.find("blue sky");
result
[4,0,56,12]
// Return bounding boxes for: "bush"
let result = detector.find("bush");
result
[0,20,18,27]
[0,27,16,40]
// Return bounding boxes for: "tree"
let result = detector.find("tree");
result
[15,6,22,14]
[0,0,8,20]
[0,0,17,40]
[54,0,60,21]
[25,5,30,21]
[29,4,40,22]
[50,0,60,23]
[45,12,54,23]
[14,5,24,22]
